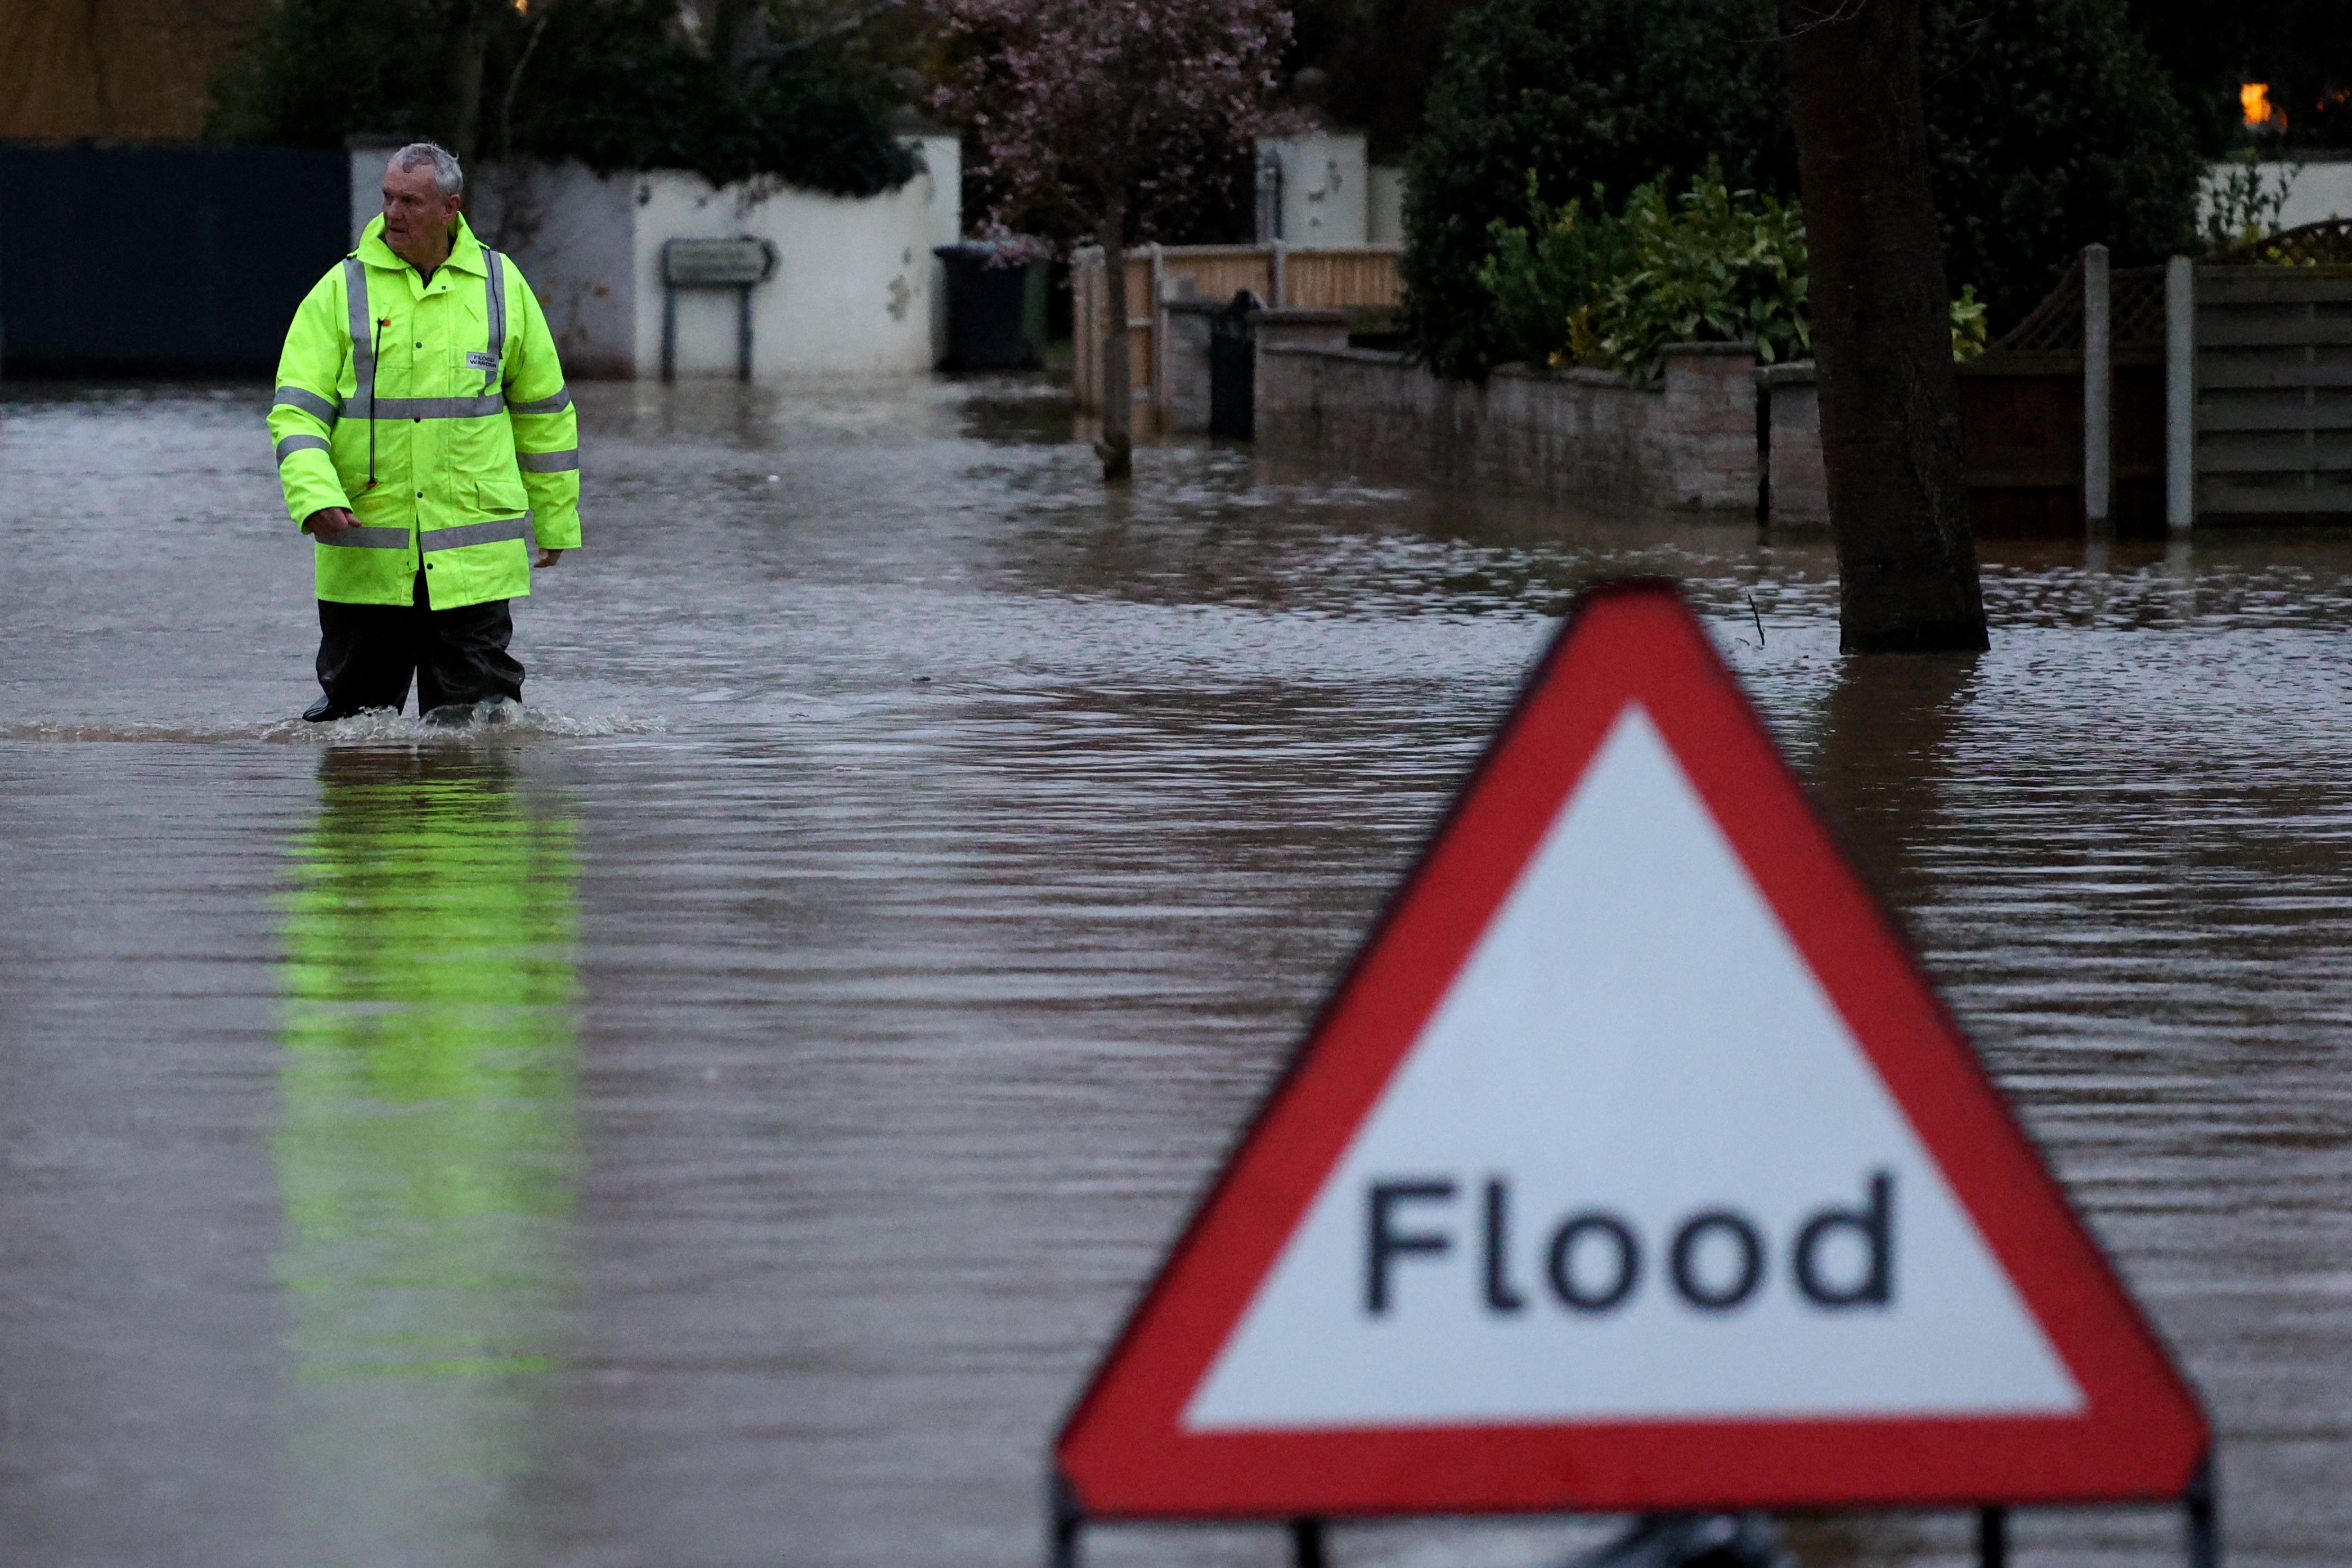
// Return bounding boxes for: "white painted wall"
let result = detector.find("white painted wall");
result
[1368,165,1407,245]
[2204,159,2352,231]
[351,135,960,378]
[1256,131,1369,248]
[469,161,638,377]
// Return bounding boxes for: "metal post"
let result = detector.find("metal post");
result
[1047,1476,1083,1568]
[737,284,755,381]
[2185,1454,2220,1568]
[1271,240,1289,309]
[2082,242,2111,525]
[1977,1506,2008,1568]
[1289,1517,1327,1568]
[1150,242,1168,424]
[661,283,678,385]
[2166,253,2196,531]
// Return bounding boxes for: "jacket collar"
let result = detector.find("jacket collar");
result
[354,212,488,277]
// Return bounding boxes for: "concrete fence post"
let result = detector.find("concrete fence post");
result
[2165,254,2197,532]
[1271,241,1288,309]
[2082,242,2112,525]
[1149,242,1168,424]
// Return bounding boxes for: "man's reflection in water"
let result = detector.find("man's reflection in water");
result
[1807,652,1982,916]
[273,747,580,1565]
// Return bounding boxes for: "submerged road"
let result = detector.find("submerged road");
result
[0,377,2347,1567]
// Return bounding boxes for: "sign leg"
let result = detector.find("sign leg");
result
[1289,1516,1328,1568]
[1047,1475,1083,1568]
[661,285,678,385]
[1976,1507,2008,1568]
[2185,1454,2220,1568]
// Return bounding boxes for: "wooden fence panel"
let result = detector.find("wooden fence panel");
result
[1285,249,1404,309]
[2194,266,2352,519]
[1070,244,1402,414]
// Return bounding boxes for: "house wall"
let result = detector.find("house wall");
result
[352,136,960,379]
[1367,166,1407,246]
[1255,131,1370,248]
[2207,160,2352,230]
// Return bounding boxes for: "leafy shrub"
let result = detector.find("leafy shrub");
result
[1950,287,1988,361]
[1585,174,1808,378]
[2198,151,2301,253]
[1473,174,1635,370]
[1399,0,1794,380]
[1476,172,1993,378]
[208,0,916,199]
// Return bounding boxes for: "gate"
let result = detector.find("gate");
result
[0,144,348,376]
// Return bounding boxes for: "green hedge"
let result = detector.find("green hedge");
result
[1476,171,1985,379]
[208,0,917,199]
[1403,0,2205,376]
[1399,0,1793,380]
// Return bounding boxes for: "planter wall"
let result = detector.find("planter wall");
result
[1253,329,1763,514]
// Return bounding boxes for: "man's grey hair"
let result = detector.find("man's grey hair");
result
[391,141,464,199]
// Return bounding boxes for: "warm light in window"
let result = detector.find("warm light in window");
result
[2242,82,2279,128]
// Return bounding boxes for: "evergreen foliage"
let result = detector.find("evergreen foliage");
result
[1399,0,1793,380]
[1583,174,1809,378]
[1475,171,1987,379]
[1402,0,2206,376]
[1920,0,2203,333]
[207,0,917,199]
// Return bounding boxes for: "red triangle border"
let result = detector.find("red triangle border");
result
[1056,581,2208,1519]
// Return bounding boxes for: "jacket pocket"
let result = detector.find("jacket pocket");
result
[471,473,529,517]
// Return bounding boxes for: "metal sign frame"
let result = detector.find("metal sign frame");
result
[1047,581,2217,1568]
[658,236,779,383]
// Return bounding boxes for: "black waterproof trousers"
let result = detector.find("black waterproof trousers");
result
[315,570,525,717]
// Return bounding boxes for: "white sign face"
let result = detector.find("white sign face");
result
[1184,705,2083,1431]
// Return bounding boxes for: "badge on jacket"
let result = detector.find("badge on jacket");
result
[467,351,500,372]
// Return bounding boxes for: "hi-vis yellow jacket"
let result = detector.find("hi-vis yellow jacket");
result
[268,214,581,608]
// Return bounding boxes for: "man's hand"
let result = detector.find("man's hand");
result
[533,547,563,569]
[304,506,358,539]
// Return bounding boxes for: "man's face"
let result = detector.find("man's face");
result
[381,159,461,264]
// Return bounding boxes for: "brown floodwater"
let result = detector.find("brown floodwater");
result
[0,377,2346,1568]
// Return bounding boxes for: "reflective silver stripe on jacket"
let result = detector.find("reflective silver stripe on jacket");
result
[347,393,509,420]
[318,527,410,549]
[421,516,531,551]
[274,385,339,424]
[275,433,332,461]
[343,257,374,397]
[508,388,571,415]
[517,448,580,473]
[482,250,508,390]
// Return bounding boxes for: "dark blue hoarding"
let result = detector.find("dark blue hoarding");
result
[0,143,347,376]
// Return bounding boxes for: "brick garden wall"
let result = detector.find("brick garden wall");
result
[1253,333,1765,514]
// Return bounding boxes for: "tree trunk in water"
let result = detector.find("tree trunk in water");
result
[1096,194,1134,482]
[1780,0,1987,652]
[445,0,492,167]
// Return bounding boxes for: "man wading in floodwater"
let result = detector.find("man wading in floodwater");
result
[268,141,581,724]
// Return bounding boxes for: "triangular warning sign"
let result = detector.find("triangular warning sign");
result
[1056,582,2207,1520]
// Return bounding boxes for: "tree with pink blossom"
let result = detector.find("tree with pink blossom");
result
[933,0,1293,480]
